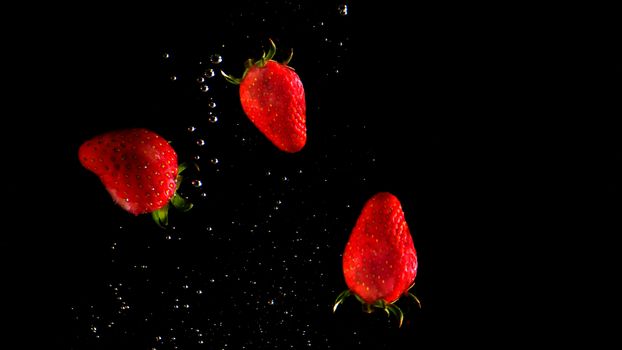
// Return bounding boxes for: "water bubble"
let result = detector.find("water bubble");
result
[197,77,205,83]
[187,126,196,132]
[210,158,219,165]
[208,115,218,123]
[210,54,222,64]
[191,179,202,188]
[208,101,217,108]
[196,139,205,146]
[204,68,215,78]
[200,84,209,92]
[338,4,348,16]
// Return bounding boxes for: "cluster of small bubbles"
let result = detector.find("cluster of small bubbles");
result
[338,4,348,16]
[187,126,196,132]
[191,179,202,188]
[196,139,206,146]
[200,84,209,92]
[210,54,223,64]
[204,68,216,78]
[208,115,218,123]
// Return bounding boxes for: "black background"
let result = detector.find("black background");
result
[6,1,620,348]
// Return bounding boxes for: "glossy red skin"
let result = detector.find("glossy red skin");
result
[79,128,178,215]
[343,192,418,304]
[240,60,306,153]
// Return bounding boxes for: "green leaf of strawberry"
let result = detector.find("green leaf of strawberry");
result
[79,128,193,228]
[221,38,306,153]
[333,192,420,327]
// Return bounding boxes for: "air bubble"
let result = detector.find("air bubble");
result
[208,115,218,123]
[200,84,209,92]
[204,68,215,78]
[193,155,201,160]
[338,4,348,16]
[187,126,196,132]
[208,101,217,108]
[196,139,205,146]
[210,158,219,165]
[197,77,205,83]
[191,180,202,188]
[170,75,178,81]
[163,53,170,59]
[210,54,222,64]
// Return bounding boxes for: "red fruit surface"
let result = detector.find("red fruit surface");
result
[239,60,306,153]
[78,128,178,215]
[342,192,418,304]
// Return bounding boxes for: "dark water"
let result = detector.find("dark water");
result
[9,1,619,349]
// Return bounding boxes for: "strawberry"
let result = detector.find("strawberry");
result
[333,192,420,327]
[222,39,306,153]
[78,128,192,227]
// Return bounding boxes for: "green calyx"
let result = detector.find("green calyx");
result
[221,38,293,85]
[332,287,421,328]
[151,162,198,228]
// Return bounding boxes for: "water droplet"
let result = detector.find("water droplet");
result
[208,115,218,123]
[191,179,202,188]
[210,158,219,165]
[196,139,205,146]
[204,68,215,78]
[170,75,178,81]
[200,84,209,92]
[187,126,196,132]
[197,77,205,83]
[208,101,217,108]
[338,4,348,16]
[210,54,222,64]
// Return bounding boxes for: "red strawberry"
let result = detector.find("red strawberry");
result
[78,128,192,227]
[222,39,306,153]
[333,192,420,327]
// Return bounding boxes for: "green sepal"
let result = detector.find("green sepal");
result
[408,292,422,308]
[170,193,193,212]
[152,204,170,228]
[333,290,351,313]
[386,304,405,328]
[282,48,294,65]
